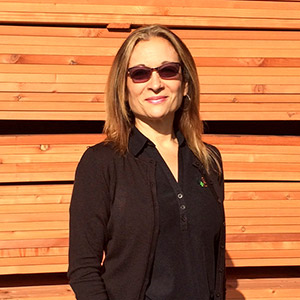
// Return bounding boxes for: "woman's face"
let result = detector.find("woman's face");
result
[126,37,188,127]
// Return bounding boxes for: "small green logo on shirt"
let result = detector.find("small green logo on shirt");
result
[199,176,208,187]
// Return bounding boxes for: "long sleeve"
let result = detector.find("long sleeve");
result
[68,146,111,300]
[212,146,226,300]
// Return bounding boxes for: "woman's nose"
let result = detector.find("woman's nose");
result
[148,70,164,91]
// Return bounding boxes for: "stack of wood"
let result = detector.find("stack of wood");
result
[0,1,299,299]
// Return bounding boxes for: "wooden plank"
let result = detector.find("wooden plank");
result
[0,221,69,231]
[225,182,300,191]
[0,102,105,111]
[0,213,68,222]
[227,249,300,259]
[1,25,299,121]
[226,197,300,207]
[227,225,300,234]
[1,12,299,30]
[0,1,300,29]
[0,256,68,267]
[0,82,106,93]
[226,207,300,217]
[0,182,298,271]
[203,134,300,145]
[0,54,115,65]
[3,44,300,57]
[1,25,300,42]
[0,264,68,275]
[0,134,298,182]
[224,181,300,267]
[2,54,300,67]
[0,93,299,121]
[1,102,300,121]
[0,141,298,271]
[226,217,300,226]
[0,134,104,145]
[2,73,300,86]
[0,247,68,258]
[0,133,297,146]
[1,2,300,20]
[0,74,107,84]
[0,230,69,241]
[0,92,104,102]
[0,284,75,299]
[201,94,300,103]
[1,108,299,120]
[228,277,300,298]
[2,24,300,40]
[3,64,300,77]
[227,241,300,250]
[0,145,89,156]
[0,204,69,214]
[0,111,106,121]
[0,238,69,249]
[227,233,300,242]
[0,64,110,74]
[1,277,300,300]
[2,92,300,104]
[4,35,300,50]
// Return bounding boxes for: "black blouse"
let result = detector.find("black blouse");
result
[130,128,224,300]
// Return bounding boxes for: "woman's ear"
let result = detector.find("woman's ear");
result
[183,81,189,97]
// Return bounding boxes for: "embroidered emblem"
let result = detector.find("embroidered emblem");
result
[199,176,208,187]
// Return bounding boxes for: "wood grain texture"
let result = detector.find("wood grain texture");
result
[0,180,299,273]
[1,0,300,29]
[1,277,300,300]
[1,26,300,121]
[0,134,299,182]
[0,0,299,294]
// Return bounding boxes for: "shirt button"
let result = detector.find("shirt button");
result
[216,293,220,297]
[177,193,183,199]
[180,204,186,210]
[181,215,187,222]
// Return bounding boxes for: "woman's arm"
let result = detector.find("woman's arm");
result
[211,145,226,299]
[68,146,111,300]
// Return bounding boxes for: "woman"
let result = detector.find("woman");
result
[68,25,225,300]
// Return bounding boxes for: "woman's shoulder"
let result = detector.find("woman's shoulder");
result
[204,142,222,162]
[79,141,121,166]
[88,140,117,155]
[203,142,224,181]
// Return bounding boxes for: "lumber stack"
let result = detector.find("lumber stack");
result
[0,134,299,276]
[0,0,299,299]
[0,0,300,29]
[1,277,300,300]
[1,26,300,120]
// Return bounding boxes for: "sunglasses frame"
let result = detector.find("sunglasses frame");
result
[127,62,181,83]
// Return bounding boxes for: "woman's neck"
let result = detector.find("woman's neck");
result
[135,118,176,147]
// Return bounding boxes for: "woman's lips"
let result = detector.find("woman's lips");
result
[145,96,168,104]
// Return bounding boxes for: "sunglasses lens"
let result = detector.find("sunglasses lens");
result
[128,63,181,83]
[159,64,180,79]
[129,67,151,83]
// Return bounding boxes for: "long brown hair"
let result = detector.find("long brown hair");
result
[103,25,221,174]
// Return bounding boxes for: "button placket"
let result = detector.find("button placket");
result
[177,192,188,231]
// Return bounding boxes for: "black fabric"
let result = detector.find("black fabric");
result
[131,128,223,300]
[68,128,226,300]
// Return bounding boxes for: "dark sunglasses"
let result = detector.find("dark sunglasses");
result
[127,62,181,83]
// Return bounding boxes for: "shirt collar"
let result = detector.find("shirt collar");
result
[128,127,185,157]
[128,127,149,157]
